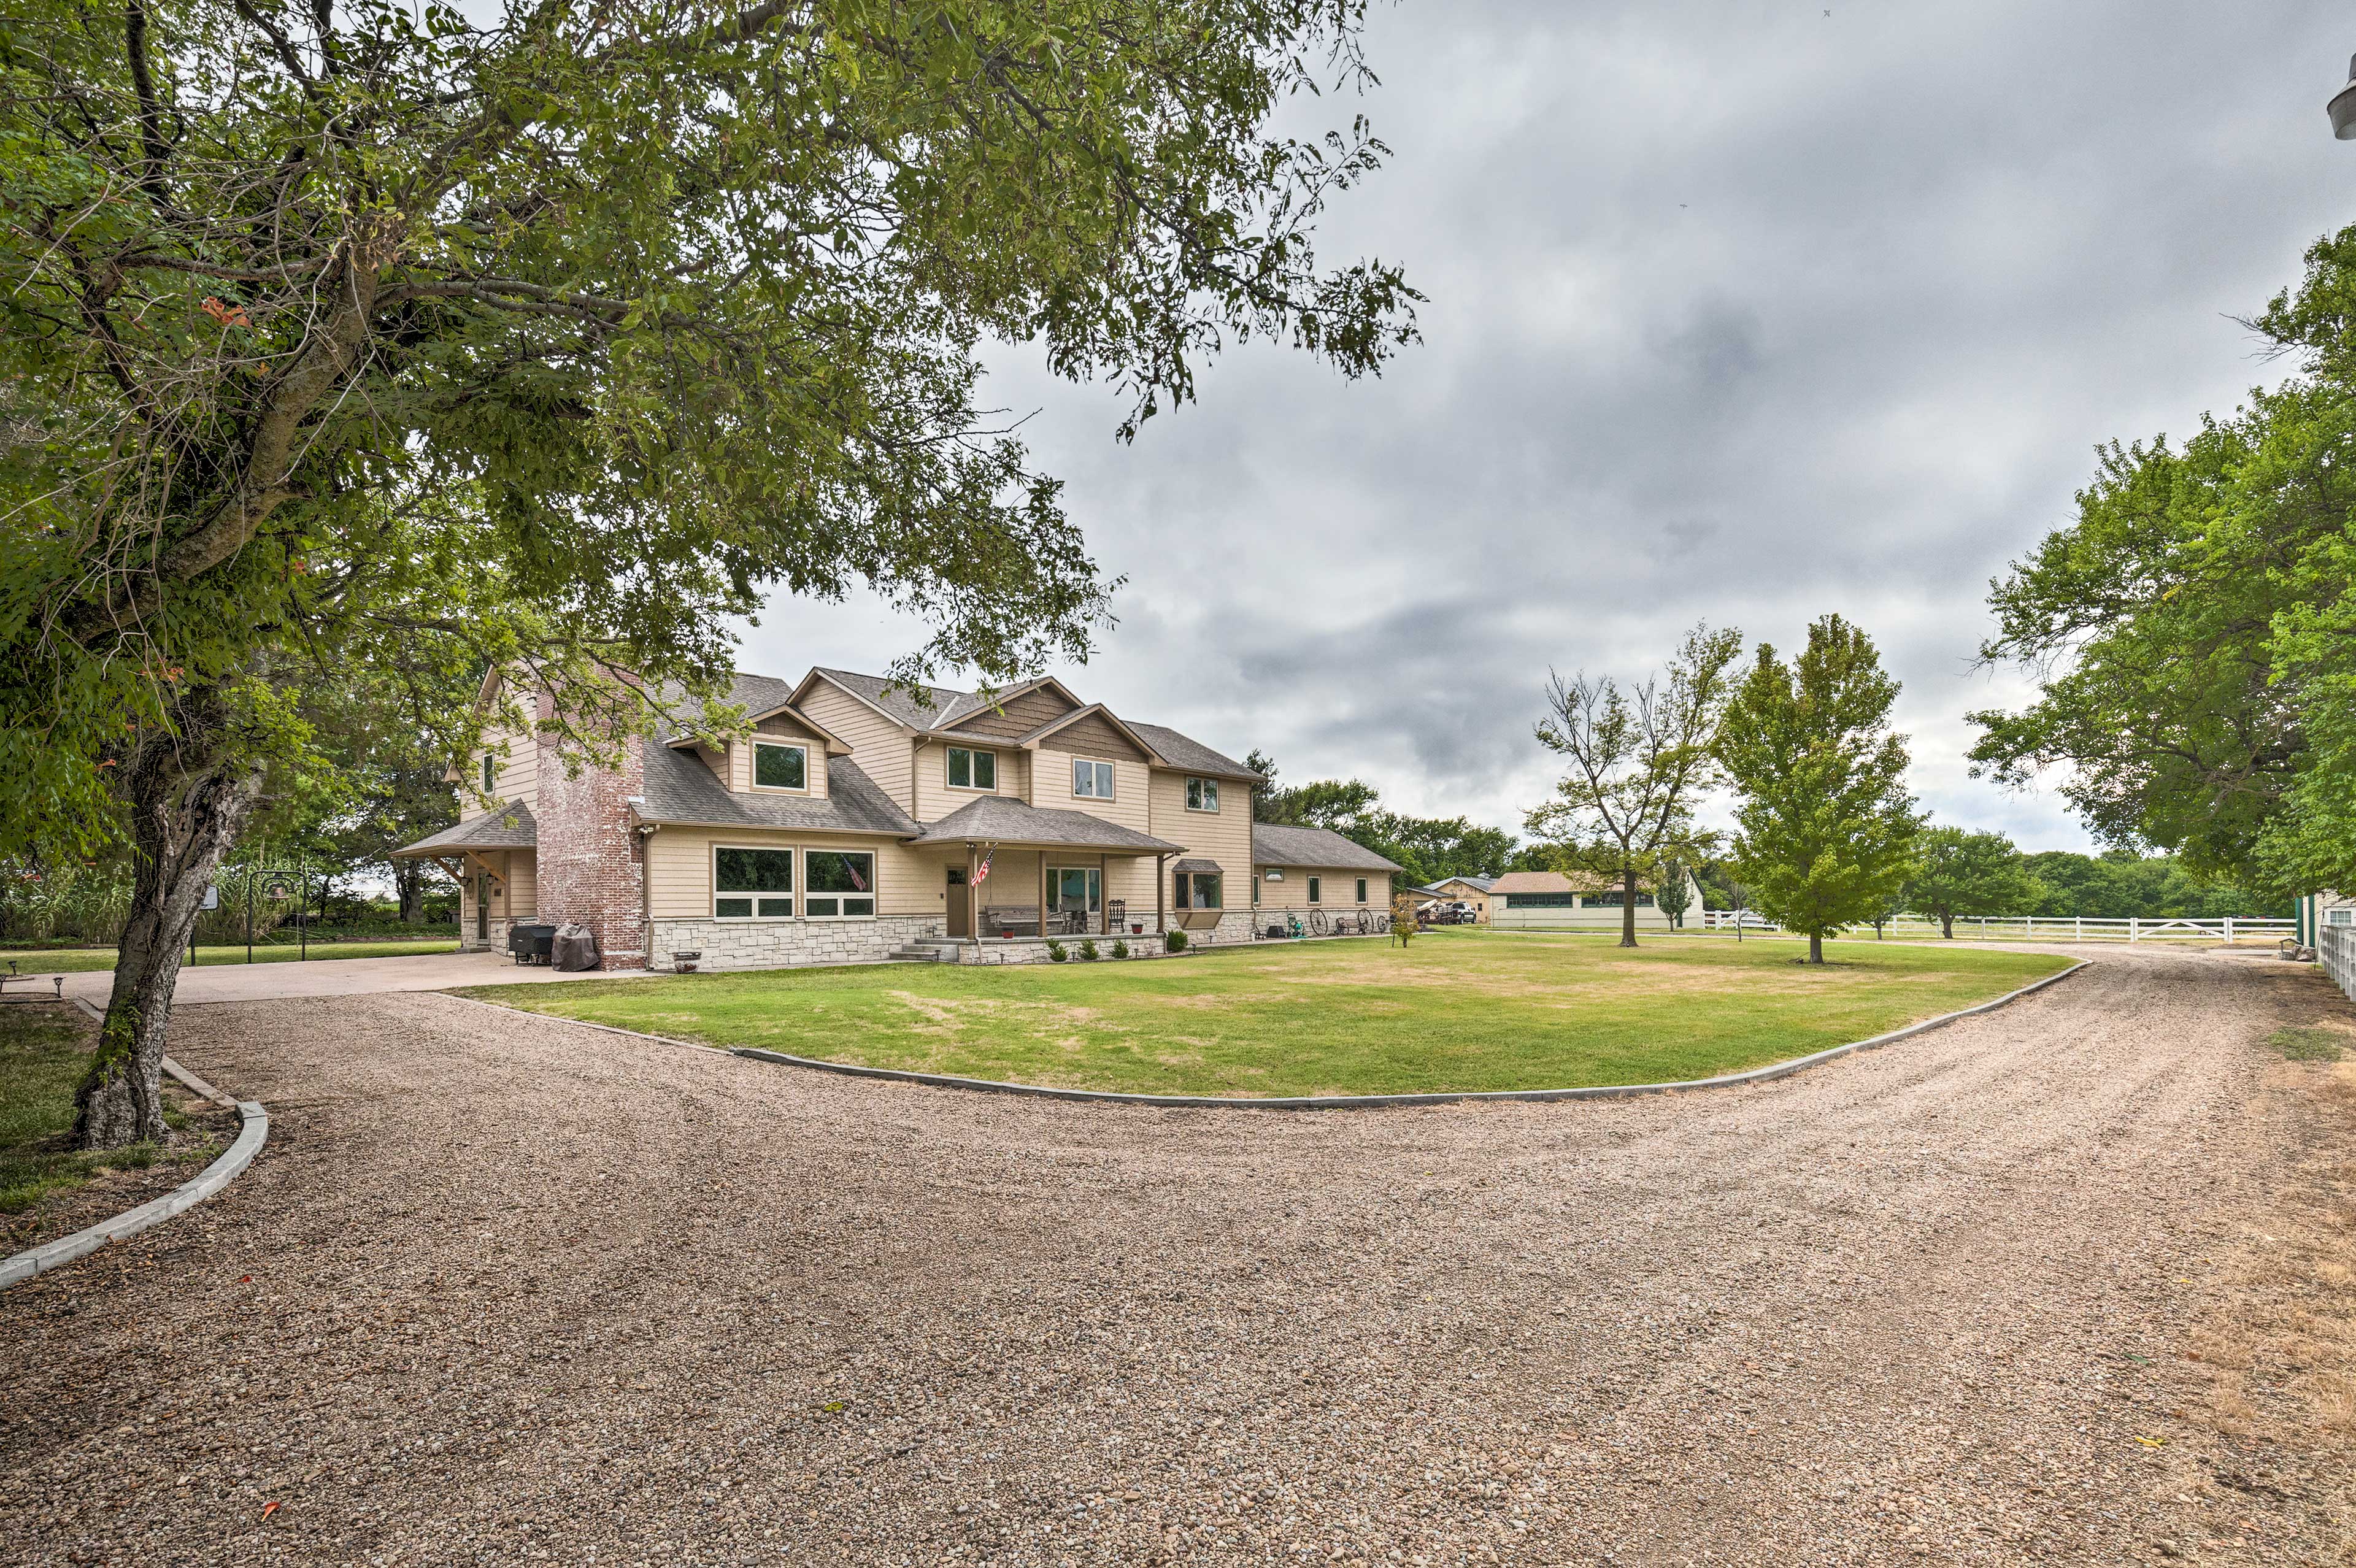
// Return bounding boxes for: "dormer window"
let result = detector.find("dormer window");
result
[752,742,807,791]
[947,746,996,791]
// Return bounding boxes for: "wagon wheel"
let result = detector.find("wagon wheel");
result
[1309,908,1330,936]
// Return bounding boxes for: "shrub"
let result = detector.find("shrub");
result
[1079,939,1099,961]
[1165,928,1188,953]
[1111,939,1130,959]
[1045,939,1068,963]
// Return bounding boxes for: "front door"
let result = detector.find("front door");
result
[475,875,490,942]
[945,866,970,937]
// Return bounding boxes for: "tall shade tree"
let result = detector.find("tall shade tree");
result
[1971,225,2356,897]
[1715,615,1917,965]
[1525,622,1743,948]
[1,0,1420,1147]
[1904,826,2042,940]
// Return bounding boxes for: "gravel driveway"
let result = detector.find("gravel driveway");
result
[4,945,2349,1566]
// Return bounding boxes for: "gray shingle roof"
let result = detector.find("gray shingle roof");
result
[1123,721,1263,782]
[1250,823,1405,874]
[905,796,1184,853]
[807,667,992,730]
[395,802,537,856]
[1438,874,1496,893]
[639,746,920,836]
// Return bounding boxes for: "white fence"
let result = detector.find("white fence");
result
[1696,911,2295,943]
[2321,926,2356,1002]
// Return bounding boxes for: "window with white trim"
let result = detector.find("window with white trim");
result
[1307,875,1322,904]
[1185,777,1219,812]
[714,847,794,918]
[2329,907,2354,928]
[1072,758,1115,799]
[752,742,807,791]
[804,850,876,918]
[947,747,996,791]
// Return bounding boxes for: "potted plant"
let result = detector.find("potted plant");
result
[1130,921,1143,935]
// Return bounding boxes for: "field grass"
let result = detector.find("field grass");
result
[469,932,2074,1099]
[2,937,461,975]
[0,1004,222,1220]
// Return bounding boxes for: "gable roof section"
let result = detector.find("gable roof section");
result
[1107,721,1263,782]
[798,667,992,731]
[1250,824,1404,874]
[1435,875,1496,893]
[638,746,920,836]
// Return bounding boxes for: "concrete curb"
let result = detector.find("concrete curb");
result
[462,956,2092,1113]
[0,1004,270,1291]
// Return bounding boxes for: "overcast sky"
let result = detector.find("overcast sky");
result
[738,1,2356,855]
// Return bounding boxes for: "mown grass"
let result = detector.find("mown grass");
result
[2268,1026,2349,1063]
[469,933,2073,1099]
[3,937,460,975]
[0,1004,218,1218]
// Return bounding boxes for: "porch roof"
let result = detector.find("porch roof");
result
[905,796,1185,855]
[392,802,536,858]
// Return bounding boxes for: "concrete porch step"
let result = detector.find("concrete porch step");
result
[888,937,961,963]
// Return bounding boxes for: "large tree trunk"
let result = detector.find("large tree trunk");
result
[1620,866,1639,948]
[396,859,425,925]
[1940,912,1954,940]
[1808,931,1824,964]
[74,723,263,1150]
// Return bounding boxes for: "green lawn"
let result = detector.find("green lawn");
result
[2,937,460,974]
[0,1004,223,1225]
[469,932,2074,1099]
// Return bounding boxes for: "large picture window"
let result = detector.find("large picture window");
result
[1176,872,1222,910]
[715,847,794,918]
[1072,758,1115,799]
[947,747,996,791]
[804,851,876,918]
[752,742,807,791]
[1185,777,1219,812]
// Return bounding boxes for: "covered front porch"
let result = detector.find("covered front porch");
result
[903,797,1191,946]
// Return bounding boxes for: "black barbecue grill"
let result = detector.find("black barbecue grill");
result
[508,923,557,964]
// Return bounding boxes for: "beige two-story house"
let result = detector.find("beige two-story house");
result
[396,665,1398,970]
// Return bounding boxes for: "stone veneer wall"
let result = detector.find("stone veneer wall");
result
[652,915,942,972]
[531,709,648,969]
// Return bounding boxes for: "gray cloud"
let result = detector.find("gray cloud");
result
[739,1,2355,854]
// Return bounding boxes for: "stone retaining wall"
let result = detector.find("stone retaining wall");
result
[650,915,941,972]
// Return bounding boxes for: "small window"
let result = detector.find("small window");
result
[1307,876,1322,904]
[714,847,794,919]
[1356,878,1368,904]
[752,742,807,791]
[948,747,996,791]
[1072,758,1115,799]
[804,851,876,918]
[2330,907,2354,928]
[1185,777,1219,812]
[1175,872,1222,910]
[481,753,496,794]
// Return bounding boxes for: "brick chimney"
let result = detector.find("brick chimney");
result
[532,699,647,969]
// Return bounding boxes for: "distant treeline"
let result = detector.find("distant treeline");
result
[1697,848,2287,920]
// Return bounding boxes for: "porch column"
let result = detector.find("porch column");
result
[1098,853,1107,936]
[967,843,979,945]
[1039,853,1049,939]
[1155,853,1166,936]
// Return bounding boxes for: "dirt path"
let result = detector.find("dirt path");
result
[3,946,2349,1566]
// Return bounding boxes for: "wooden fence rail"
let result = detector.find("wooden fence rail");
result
[1695,912,2296,943]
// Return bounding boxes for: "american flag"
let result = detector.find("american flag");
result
[972,847,994,886]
